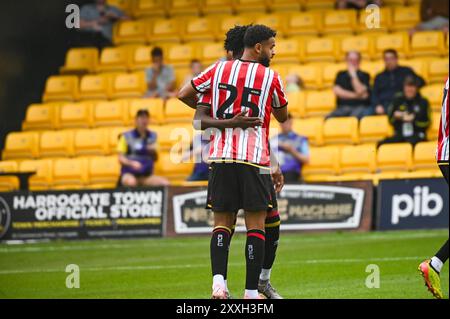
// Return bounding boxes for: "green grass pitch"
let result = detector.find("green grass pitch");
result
[0,229,448,299]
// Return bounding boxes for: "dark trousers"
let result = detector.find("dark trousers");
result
[326,105,372,120]
[283,171,301,183]
[75,31,112,50]
[378,134,426,147]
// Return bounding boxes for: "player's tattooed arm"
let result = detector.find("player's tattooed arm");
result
[193,106,263,130]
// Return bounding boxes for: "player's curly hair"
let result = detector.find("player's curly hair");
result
[243,24,276,48]
[224,25,249,59]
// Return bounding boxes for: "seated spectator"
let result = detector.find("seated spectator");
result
[145,47,176,99]
[327,51,371,120]
[336,0,382,10]
[285,73,304,93]
[270,113,310,183]
[78,0,128,49]
[410,0,449,35]
[372,49,425,115]
[182,59,203,88]
[117,109,169,187]
[378,75,431,147]
[184,133,210,181]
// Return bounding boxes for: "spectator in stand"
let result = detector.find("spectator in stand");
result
[270,113,310,183]
[145,47,176,99]
[78,0,128,48]
[117,109,169,187]
[285,73,304,94]
[327,51,371,119]
[378,75,431,147]
[182,59,204,88]
[410,0,449,35]
[371,49,425,115]
[184,133,210,181]
[336,0,382,10]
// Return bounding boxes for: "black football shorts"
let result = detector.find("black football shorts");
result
[206,162,275,213]
[438,161,449,185]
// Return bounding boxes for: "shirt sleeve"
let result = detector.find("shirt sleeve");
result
[271,73,288,109]
[197,92,212,109]
[334,71,345,87]
[191,62,218,93]
[165,65,175,84]
[299,138,309,156]
[117,135,128,154]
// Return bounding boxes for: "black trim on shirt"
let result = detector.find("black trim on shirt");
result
[190,79,203,93]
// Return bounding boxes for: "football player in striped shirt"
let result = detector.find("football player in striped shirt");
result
[178,24,288,299]
[418,77,449,299]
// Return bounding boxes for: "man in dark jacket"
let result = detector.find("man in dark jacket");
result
[378,75,431,147]
[371,49,425,115]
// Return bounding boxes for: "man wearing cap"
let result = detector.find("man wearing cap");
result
[117,109,169,187]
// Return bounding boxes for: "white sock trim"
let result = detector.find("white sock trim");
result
[431,256,444,273]
[259,268,272,281]
[245,289,259,299]
[213,274,225,289]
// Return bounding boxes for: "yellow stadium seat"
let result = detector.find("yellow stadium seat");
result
[107,0,133,15]
[39,130,75,158]
[383,0,406,6]
[59,101,94,129]
[323,117,359,145]
[113,20,148,45]
[202,0,234,15]
[304,89,335,117]
[19,159,53,191]
[427,112,441,140]
[428,58,449,84]
[421,84,444,111]
[108,126,132,151]
[169,0,201,17]
[360,60,385,82]
[148,18,182,43]
[359,115,393,143]
[286,64,322,89]
[88,156,120,189]
[97,46,130,73]
[183,17,217,43]
[357,7,392,33]
[52,158,89,190]
[254,13,286,37]
[78,73,111,100]
[292,117,324,146]
[322,9,357,35]
[74,128,109,156]
[286,91,306,118]
[167,43,200,66]
[22,103,60,131]
[132,0,166,18]
[174,66,192,89]
[200,42,226,66]
[270,0,302,12]
[338,144,377,178]
[154,151,194,182]
[129,45,153,71]
[413,141,440,171]
[0,161,19,192]
[285,11,321,37]
[233,0,268,14]
[339,35,374,61]
[93,100,129,126]
[376,142,413,173]
[152,123,193,150]
[110,71,147,99]
[302,0,335,10]
[127,98,165,125]
[42,75,79,102]
[217,15,255,39]
[60,47,99,74]
[391,5,420,31]
[321,62,346,88]
[399,58,429,82]
[273,38,302,63]
[410,31,446,58]
[374,32,410,59]
[302,37,337,63]
[165,97,196,123]
[302,146,340,182]
[2,132,40,160]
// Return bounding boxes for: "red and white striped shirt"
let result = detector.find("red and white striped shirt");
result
[192,59,287,168]
[436,77,449,162]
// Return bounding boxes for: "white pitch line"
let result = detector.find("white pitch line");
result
[0,256,426,275]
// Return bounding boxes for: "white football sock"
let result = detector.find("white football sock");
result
[245,289,259,299]
[224,280,228,292]
[213,274,225,288]
[260,268,272,281]
[431,256,443,273]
